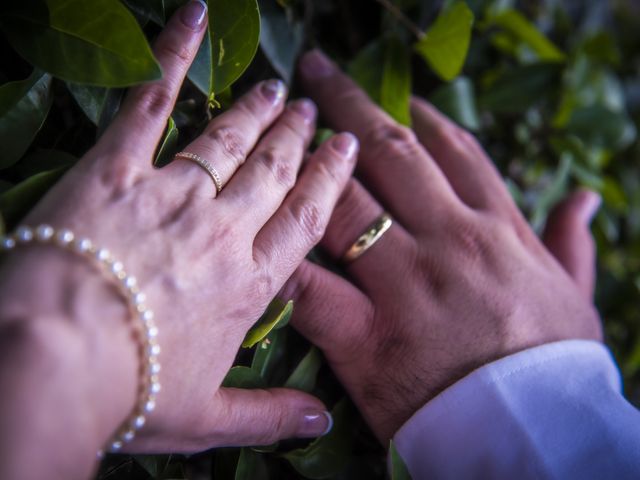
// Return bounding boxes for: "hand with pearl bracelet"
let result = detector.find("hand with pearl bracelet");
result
[0,2,357,478]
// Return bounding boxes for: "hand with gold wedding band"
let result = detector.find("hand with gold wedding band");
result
[0,4,359,478]
[281,50,603,444]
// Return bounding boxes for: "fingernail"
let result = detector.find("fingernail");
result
[299,411,333,437]
[181,0,207,30]
[332,132,359,157]
[290,99,317,124]
[300,50,334,78]
[580,191,602,223]
[262,79,287,105]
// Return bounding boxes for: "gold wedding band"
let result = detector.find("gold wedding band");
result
[342,213,393,263]
[174,151,223,195]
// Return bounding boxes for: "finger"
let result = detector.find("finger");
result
[127,388,332,453]
[298,50,462,232]
[279,260,372,359]
[410,97,519,219]
[320,180,415,296]
[168,79,288,196]
[543,190,601,298]
[253,133,358,279]
[102,0,208,160]
[221,99,317,232]
[210,387,332,446]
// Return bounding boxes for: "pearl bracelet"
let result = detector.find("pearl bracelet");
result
[0,225,160,455]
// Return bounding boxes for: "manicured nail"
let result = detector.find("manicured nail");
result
[332,132,359,157]
[181,0,207,30]
[300,50,334,78]
[580,191,602,223]
[290,99,317,124]
[262,79,287,105]
[299,411,333,437]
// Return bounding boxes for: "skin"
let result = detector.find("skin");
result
[0,5,604,479]
[0,4,357,479]
[281,50,603,444]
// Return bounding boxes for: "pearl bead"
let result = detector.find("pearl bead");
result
[1,237,16,250]
[133,292,146,305]
[124,276,137,289]
[150,362,161,374]
[144,399,156,412]
[134,415,146,429]
[36,224,54,241]
[111,261,123,274]
[110,441,123,451]
[149,344,161,356]
[56,229,74,245]
[150,382,161,394]
[123,430,135,442]
[75,238,92,253]
[16,226,33,242]
[148,326,158,338]
[142,310,154,322]
[96,248,110,262]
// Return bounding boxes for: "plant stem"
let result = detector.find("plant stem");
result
[374,0,425,40]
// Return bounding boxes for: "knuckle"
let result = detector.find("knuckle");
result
[206,126,247,166]
[312,155,344,186]
[364,122,421,161]
[135,85,173,119]
[333,86,368,107]
[255,149,296,189]
[289,196,325,245]
[156,40,192,66]
[435,124,476,155]
[100,159,145,199]
[280,115,309,142]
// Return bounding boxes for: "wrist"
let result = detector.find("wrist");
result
[0,245,138,476]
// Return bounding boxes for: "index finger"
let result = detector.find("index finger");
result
[100,1,208,160]
[297,50,462,232]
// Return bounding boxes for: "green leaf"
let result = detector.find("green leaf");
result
[284,347,322,393]
[600,176,627,212]
[0,166,69,227]
[251,327,287,382]
[242,299,293,348]
[0,0,161,87]
[66,83,108,125]
[566,105,636,152]
[429,76,480,131]
[121,0,165,26]
[235,448,268,480]
[390,440,413,480]
[222,366,266,389]
[282,399,355,479]
[260,0,304,83]
[350,36,412,125]
[188,30,212,95]
[207,0,260,101]
[13,149,77,178]
[0,71,52,169]
[154,117,179,168]
[530,155,572,231]
[414,2,474,81]
[489,9,565,62]
[479,64,560,114]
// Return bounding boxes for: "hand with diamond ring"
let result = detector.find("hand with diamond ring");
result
[281,50,603,444]
[0,4,358,479]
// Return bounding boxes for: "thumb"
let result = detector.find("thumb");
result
[542,190,601,299]
[210,387,333,446]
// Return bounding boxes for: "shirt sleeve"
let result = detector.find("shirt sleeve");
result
[392,339,640,479]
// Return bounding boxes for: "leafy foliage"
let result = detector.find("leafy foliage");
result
[1,0,640,478]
